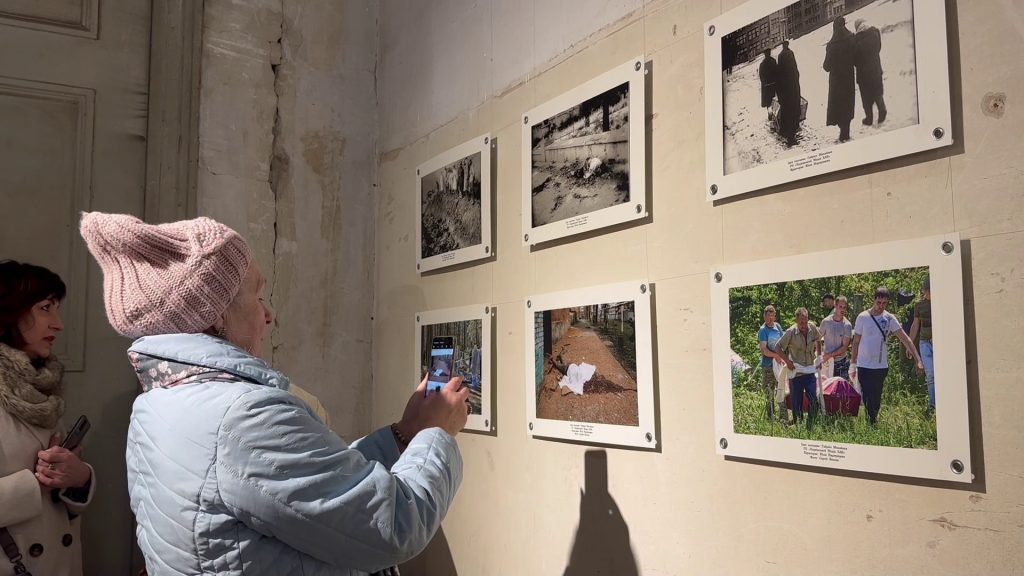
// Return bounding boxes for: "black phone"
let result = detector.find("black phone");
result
[426,336,455,396]
[60,415,90,451]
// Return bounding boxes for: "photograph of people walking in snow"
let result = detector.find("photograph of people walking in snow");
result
[523,58,646,245]
[705,0,952,200]
[416,135,491,272]
[525,281,656,448]
[711,235,972,482]
[723,0,916,171]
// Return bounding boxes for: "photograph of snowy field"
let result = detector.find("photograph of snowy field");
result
[721,0,919,175]
[420,151,482,258]
[534,302,639,426]
[530,82,630,227]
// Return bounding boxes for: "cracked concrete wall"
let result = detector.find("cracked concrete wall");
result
[198,0,377,439]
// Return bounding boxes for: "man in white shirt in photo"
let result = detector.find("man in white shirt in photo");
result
[851,287,923,425]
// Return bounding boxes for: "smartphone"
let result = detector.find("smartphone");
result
[60,415,90,451]
[426,336,455,395]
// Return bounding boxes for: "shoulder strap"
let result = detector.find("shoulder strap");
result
[868,312,886,336]
[0,527,32,575]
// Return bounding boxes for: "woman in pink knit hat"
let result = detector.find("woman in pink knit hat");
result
[0,261,95,576]
[80,212,469,576]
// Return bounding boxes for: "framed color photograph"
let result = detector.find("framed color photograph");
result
[704,0,951,200]
[416,134,492,273]
[525,281,656,449]
[522,57,647,246]
[416,304,493,432]
[711,234,971,482]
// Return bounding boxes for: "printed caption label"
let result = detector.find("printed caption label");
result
[787,150,833,173]
[801,442,848,462]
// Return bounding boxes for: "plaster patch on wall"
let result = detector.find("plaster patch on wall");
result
[982,92,1007,119]
[300,129,347,238]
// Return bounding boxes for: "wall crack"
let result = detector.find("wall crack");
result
[267,0,287,367]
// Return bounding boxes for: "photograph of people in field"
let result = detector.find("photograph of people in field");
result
[729,265,936,449]
[534,302,639,426]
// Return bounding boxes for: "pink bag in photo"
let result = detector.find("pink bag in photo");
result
[822,376,861,416]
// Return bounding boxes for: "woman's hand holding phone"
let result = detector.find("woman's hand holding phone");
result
[397,374,471,440]
[35,434,92,489]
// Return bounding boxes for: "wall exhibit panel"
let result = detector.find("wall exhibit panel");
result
[377,1,1024,574]
[0,77,93,370]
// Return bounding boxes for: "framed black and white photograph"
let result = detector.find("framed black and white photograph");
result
[416,304,493,432]
[522,57,647,246]
[416,134,492,273]
[711,234,971,482]
[704,0,951,200]
[525,281,656,449]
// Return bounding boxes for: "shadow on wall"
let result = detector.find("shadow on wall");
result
[564,450,639,576]
[400,527,458,576]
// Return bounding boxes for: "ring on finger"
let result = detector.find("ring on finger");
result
[47,463,55,471]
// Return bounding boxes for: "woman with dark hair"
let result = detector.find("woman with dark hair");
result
[0,261,94,576]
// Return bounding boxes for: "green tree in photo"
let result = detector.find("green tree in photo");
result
[728,266,937,449]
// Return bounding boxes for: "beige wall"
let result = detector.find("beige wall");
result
[198,0,378,439]
[374,1,1024,574]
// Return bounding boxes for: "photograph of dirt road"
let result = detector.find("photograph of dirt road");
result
[420,151,482,259]
[531,82,630,228]
[534,302,638,426]
[422,319,483,415]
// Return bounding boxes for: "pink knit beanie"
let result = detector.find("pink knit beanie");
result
[79,212,251,339]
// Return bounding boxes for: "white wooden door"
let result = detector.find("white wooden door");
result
[0,2,151,574]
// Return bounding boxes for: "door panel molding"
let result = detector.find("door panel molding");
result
[0,0,99,39]
[0,76,94,371]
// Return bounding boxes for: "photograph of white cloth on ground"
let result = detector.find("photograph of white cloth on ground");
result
[704,0,952,200]
[710,234,971,483]
[525,281,656,449]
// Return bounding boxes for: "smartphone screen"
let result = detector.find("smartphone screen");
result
[427,336,455,394]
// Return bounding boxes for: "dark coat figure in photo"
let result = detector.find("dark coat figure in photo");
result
[776,41,801,147]
[854,18,887,125]
[759,49,778,109]
[823,17,857,142]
